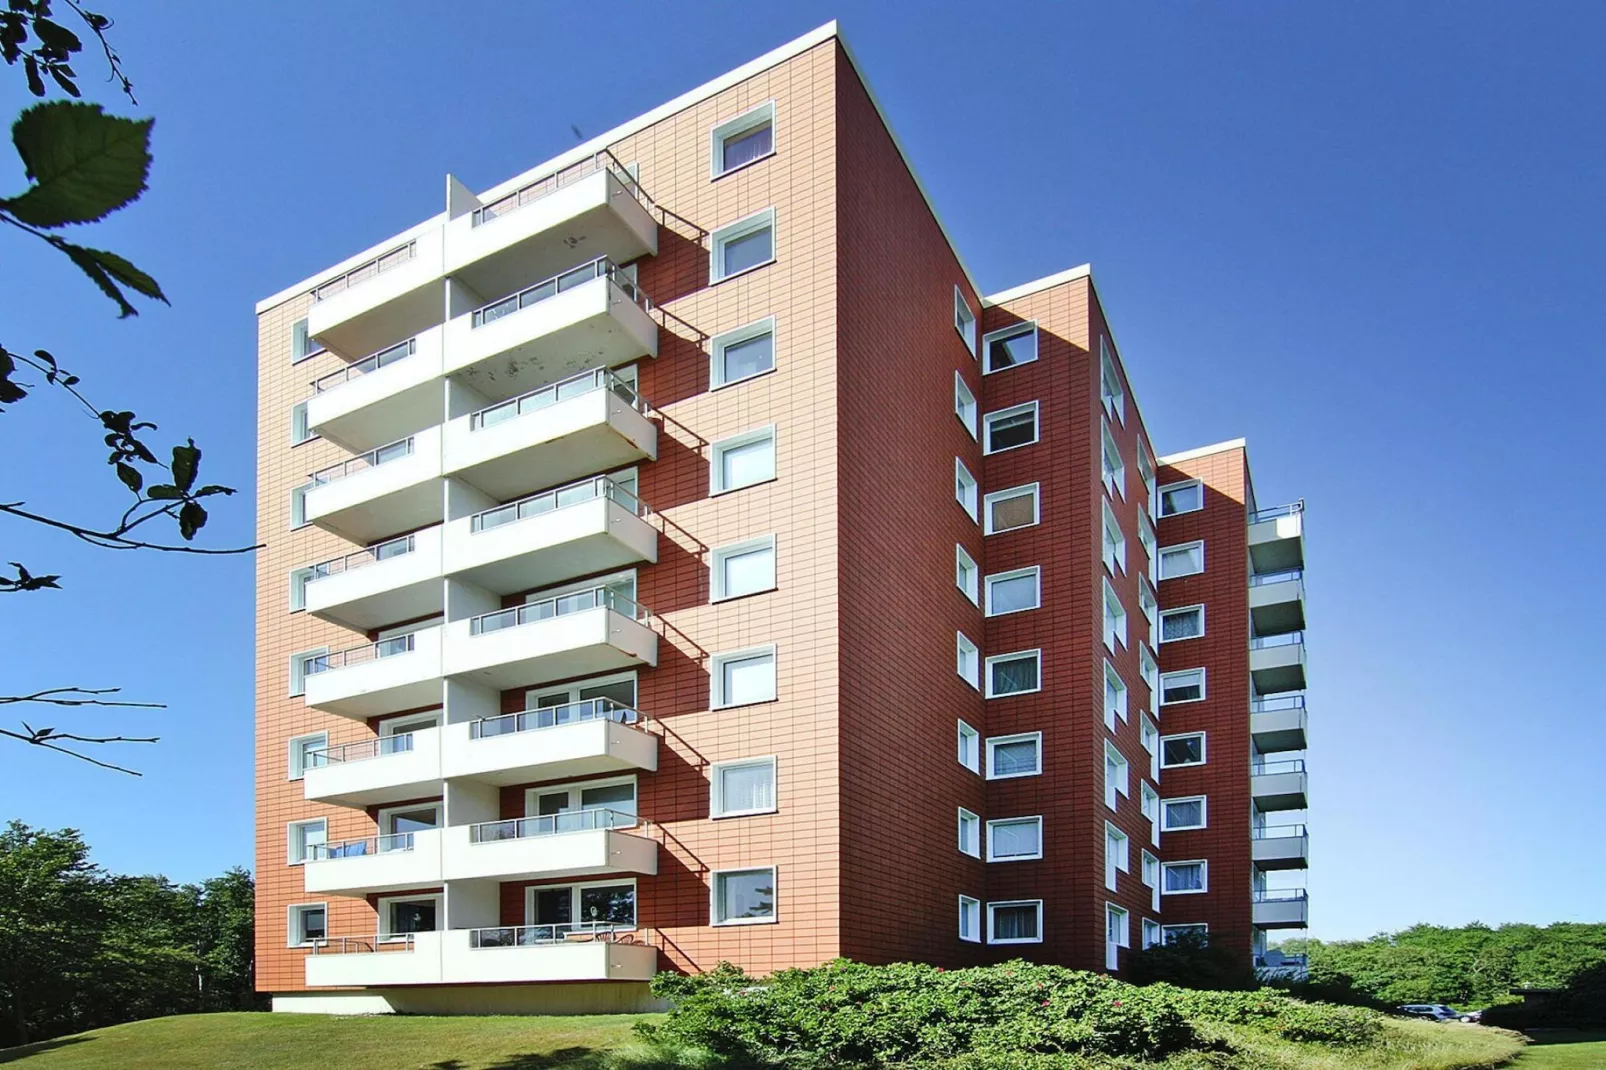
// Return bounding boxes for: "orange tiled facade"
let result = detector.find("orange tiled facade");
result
[254,24,1309,1013]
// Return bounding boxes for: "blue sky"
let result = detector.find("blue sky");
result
[0,2,1600,941]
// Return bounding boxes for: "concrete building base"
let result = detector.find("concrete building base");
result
[271,982,663,1016]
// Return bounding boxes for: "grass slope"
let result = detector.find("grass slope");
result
[1512,1031,1606,1068]
[0,1012,1532,1070]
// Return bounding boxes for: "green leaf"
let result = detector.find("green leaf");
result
[170,441,199,493]
[146,484,182,500]
[115,462,141,493]
[178,500,207,540]
[0,101,152,227]
[57,241,136,317]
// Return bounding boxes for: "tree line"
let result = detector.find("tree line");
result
[0,821,259,1047]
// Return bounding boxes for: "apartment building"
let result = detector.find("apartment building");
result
[254,21,1311,1015]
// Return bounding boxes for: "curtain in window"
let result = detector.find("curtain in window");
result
[1162,611,1200,641]
[719,871,775,921]
[989,493,1035,531]
[722,124,773,171]
[991,740,1037,776]
[1165,800,1204,828]
[1165,864,1204,892]
[720,763,775,813]
[993,905,1036,940]
[723,655,775,705]
[991,821,1039,858]
[990,656,1039,694]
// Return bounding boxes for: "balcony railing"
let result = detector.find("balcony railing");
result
[469,806,639,843]
[1251,889,1308,903]
[471,698,640,740]
[1254,953,1307,968]
[1251,694,1307,714]
[469,366,644,432]
[311,339,418,394]
[310,934,415,955]
[305,533,417,584]
[309,436,415,486]
[469,920,644,948]
[309,832,418,859]
[1249,501,1305,524]
[312,241,417,302]
[470,256,650,330]
[1250,630,1305,650]
[1252,759,1307,777]
[1253,824,1308,840]
[1250,567,1304,587]
[307,733,416,768]
[470,475,645,535]
[467,583,646,636]
[305,633,416,676]
[472,148,651,227]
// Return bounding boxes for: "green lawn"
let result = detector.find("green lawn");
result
[1513,1031,1606,1068]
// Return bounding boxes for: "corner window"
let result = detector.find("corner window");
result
[984,566,1040,616]
[291,401,316,446]
[955,545,979,604]
[1137,440,1157,504]
[1159,479,1203,517]
[959,895,982,942]
[711,646,777,708]
[1104,742,1129,811]
[1101,419,1125,499]
[1102,579,1127,651]
[710,318,776,389]
[1139,643,1160,699]
[1104,661,1128,729]
[1161,733,1206,769]
[291,318,321,363]
[985,649,1041,698]
[710,101,775,178]
[1161,796,1207,831]
[1106,904,1130,968]
[288,647,328,697]
[957,720,980,772]
[986,732,1042,779]
[956,633,980,689]
[712,867,776,925]
[986,816,1043,862]
[981,323,1038,374]
[958,808,981,857]
[954,373,978,437]
[287,732,328,780]
[982,402,1039,454]
[954,288,977,356]
[711,757,777,818]
[710,208,775,282]
[1160,605,1205,642]
[987,900,1043,944]
[1142,917,1163,950]
[287,903,327,947]
[288,566,316,613]
[1141,784,1160,848]
[286,818,326,865]
[1105,822,1130,890]
[1102,499,1126,574]
[1140,718,1160,780]
[1159,668,1206,705]
[1138,511,1157,572]
[711,536,777,601]
[984,483,1039,535]
[1158,541,1205,580]
[290,483,314,529]
[711,426,777,495]
[1162,860,1208,894]
[955,459,979,519]
[1099,335,1124,424]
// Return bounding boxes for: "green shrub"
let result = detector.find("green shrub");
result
[1176,988,1384,1046]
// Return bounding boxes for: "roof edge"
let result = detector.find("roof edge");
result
[1158,438,1249,466]
[983,263,1093,307]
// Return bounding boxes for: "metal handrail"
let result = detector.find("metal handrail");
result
[1253,824,1308,839]
[472,698,640,739]
[1251,694,1307,713]
[470,475,645,535]
[470,920,644,948]
[472,148,651,227]
[1250,567,1304,586]
[470,256,650,329]
[1252,888,1308,903]
[306,733,417,768]
[310,935,415,955]
[312,241,417,302]
[467,584,646,636]
[311,338,418,394]
[1250,630,1305,649]
[305,533,417,584]
[469,806,639,843]
[309,832,418,860]
[1255,952,1308,967]
[309,435,414,486]
[1252,758,1308,776]
[304,632,417,676]
[469,365,645,431]
[1249,500,1304,524]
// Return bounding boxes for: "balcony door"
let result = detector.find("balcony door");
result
[378,892,442,942]
[527,776,637,832]
[528,880,637,936]
[525,673,638,726]
[378,802,440,852]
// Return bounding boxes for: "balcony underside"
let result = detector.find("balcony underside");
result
[443,610,658,692]
[302,632,444,721]
[441,718,659,788]
[1250,579,1306,635]
[1250,642,1307,695]
[444,502,658,598]
[1251,771,1309,812]
[1250,707,1308,753]
[305,533,445,632]
[1252,836,1310,871]
[1249,513,1304,573]
[308,249,443,361]
[308,335,446,454]
[303,732,445,809]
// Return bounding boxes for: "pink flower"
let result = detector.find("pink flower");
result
[1041,1000,1051,1007]
[1113,1001,1123,1007]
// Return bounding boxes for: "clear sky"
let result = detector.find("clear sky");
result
[0,2,1600,942]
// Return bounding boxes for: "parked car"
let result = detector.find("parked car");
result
[1397,1004,1464,1022]
[1457,1009,1484,1024]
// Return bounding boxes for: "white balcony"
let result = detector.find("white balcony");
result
[445,926,657,985]
[443,812,658,882]
[1250,568,1306,636]
[306,329,446,454]
[302,827,443,896]
[1250,631,1307,694]
[445,158,658,306]
[303,627,444,720]
[306,932,445,988]
[442,590,658,691]
[1252,890,1309,929]
[444,479,657,596]
[307,228,444,360]
[443,369,657,500]
[304,425,444,545]
[302,728,444,808]
[1251,759,1309,812]
[1249,501,1305,574]
[1251,696,1308,753]
[441,703,658,786]
[304,526,445,631]
[1252,825,1310,871]
[443,259,658,404]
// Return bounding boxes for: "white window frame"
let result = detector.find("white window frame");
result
[1161,795,1209,832]
[1138,510,1157,573]
[954,372,977,437]
[1138,439,1157,505]
[954,287,977,356]
[955,459,979,520]
[290,400,316,446]
[523,775,639,820]
[1104,660,1128,729]
[983,483,1040,535]
[957,720,980,772]
[710,535,777,602]
[1163,923,1208,945]
[1158,478,1204,517]
[710,645,778,709]
[1139,643,1160,699]
[1140,717,1160,780]
[1105,821,1130,890]
[959,895,982,942]
[955,545,980,604]
[288,566,316,613]
[984,649,1042,699]
[984,566,1041,617]
[1142,849,1161,910]
[957,808,981,857]
[1102,498,1126,575]
[709,100,776,179]
[1162,859,1209,895]
[710,424,777,496]
[290,482,314,529]
[1099,334,1125,424]
[377,892,443,942]
[1141,783,1160,848]
[985,731,1043,780]
[1103,578,1127,652]
[982,401,1039,455]
[286,818,326,866]
[523,877,640,932]
[711,866,778,926]
[287,902,328,948]
[710,756,778,819]
[1101,419,1125,499]
[956,633,980,690]
[1104,741,1129,811]
[287,731,327,781]
[1160,668,1207,706]
[981,322,1038,375]
[1157,540,1205,580]
[987,899,1044,944]
[288,646,327,698]
[291,318,321,364]
[709,316,777,390]
[985,816,1043,862]
[1138,575,1158,627]
[1142,917,1163,950]
[1106,902,1130,969]
[709,207,776,283]
[1159,604,1206,643]
[1160,732,1207,769]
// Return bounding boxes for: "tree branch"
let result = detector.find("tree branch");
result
[0,726,151,775]
[0,685,165,709]
[0,501,259,555]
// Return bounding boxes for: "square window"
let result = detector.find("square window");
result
[288,566,316,613]
[710,209,775,282]
[288,903,327,947]
[711,536,777,601]
[958,808,981,857]
[291,401,316,446]
[957,634,980,689]
[954,288,977,356]
[1162,796,1207,831]
[287,732,328,780]
[955,459,979,519]
[1161,733,1206,768]
[291,318,321,363]
[955,545,980,604]
[954,373,978,437]
[1101,419,1125,499]
[1162,860,1208,894]
[959,895,982,942]
[986,816,1043,861]
[1158,541,1205,579]
[710,102,775,178]
[985,650,1041,698]
[711,426,776,494]
[983,402,1039,454]
[982,323,1038,374]
[1160,605,1205,642]
[1102,499,1127,575]
[711,646,777,708]
[290,483,314,529]
[288,647,328,697]
[1104,662,1128,729]
[987,900,1043,944]
[712,867,777,925]
[1159,480,1204,517]
[984,483,1039,535]
[957,720,980,772]
[986,732,1042,779]
[984,567,1040,616]
[1163,923,1208,945]
[1160,669,1206,705]
[1099,335,1124,424]
[710,318,776,389]
[711,757,777,817]
[287,818,326,865]
[1103,580,1127,652]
